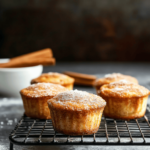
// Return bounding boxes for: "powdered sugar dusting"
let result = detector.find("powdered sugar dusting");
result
[110,79,129,85]
[95,73,138,86]
[105,73,122,78]
[55,90,89,101]
[101,80,149,98]
[48,72,67,78]
[20,83,68,97]
[114,87,124,91]
[48,90,106,110]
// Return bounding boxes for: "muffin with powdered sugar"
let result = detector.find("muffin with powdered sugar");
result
[100,80,149,120]
[31,72,74,90]
[47,90,106,135]
[20,83,68,119]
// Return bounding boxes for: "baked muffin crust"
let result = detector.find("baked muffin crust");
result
[95,73,138,95]
[95,73,138,87]
[21,82,68,98]
[49,90,106,111]
[31,72,74,85]
[100,80,149,98]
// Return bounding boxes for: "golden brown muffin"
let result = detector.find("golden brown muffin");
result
[20,83,68,119]
[95,73,138,95]
[31,72,74,90]
[47,90,106,135]
[100,80,149,120]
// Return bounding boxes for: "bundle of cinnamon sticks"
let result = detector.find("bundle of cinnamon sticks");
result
[0,48,55,68]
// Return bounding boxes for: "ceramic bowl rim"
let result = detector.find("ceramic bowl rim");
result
[0,58,43,72]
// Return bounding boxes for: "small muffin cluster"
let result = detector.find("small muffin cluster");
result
[95,73,138,95]
[20,72,106,136]
[95,73,149,120]
[20,72,149,136]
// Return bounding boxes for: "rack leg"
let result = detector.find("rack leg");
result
[10,142,13,150]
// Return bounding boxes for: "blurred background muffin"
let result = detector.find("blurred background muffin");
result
[31,72,74,90]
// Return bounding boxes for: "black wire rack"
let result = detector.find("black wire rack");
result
[9,114,150,150]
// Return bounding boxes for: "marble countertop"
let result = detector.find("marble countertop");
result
[1,62,150,150]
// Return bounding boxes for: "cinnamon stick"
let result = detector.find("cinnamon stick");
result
[0,48,56,68]
[63,71,96,80]
[63,71,96,86]
[10,48,53,62]
[0,57,55,68]
[73,78,96,86]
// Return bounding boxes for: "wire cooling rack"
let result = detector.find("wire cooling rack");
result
[9,114,150,150]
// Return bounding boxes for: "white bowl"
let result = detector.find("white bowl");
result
[0,59,43,97]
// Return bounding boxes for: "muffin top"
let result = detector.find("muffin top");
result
[31,72,74,85]
[95,73,138,87]
[48,89,106,111]
[100,80,149,98]
[20,83,68,98]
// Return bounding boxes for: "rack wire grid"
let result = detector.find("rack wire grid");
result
[9,114,150,150]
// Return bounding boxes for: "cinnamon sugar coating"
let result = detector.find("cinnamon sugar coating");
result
[48,90,106,111]
[31,72,74,85]
[20,83,68,98]
[48,90,106,135]
[100,80,149,98]
[95,73,138,87]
